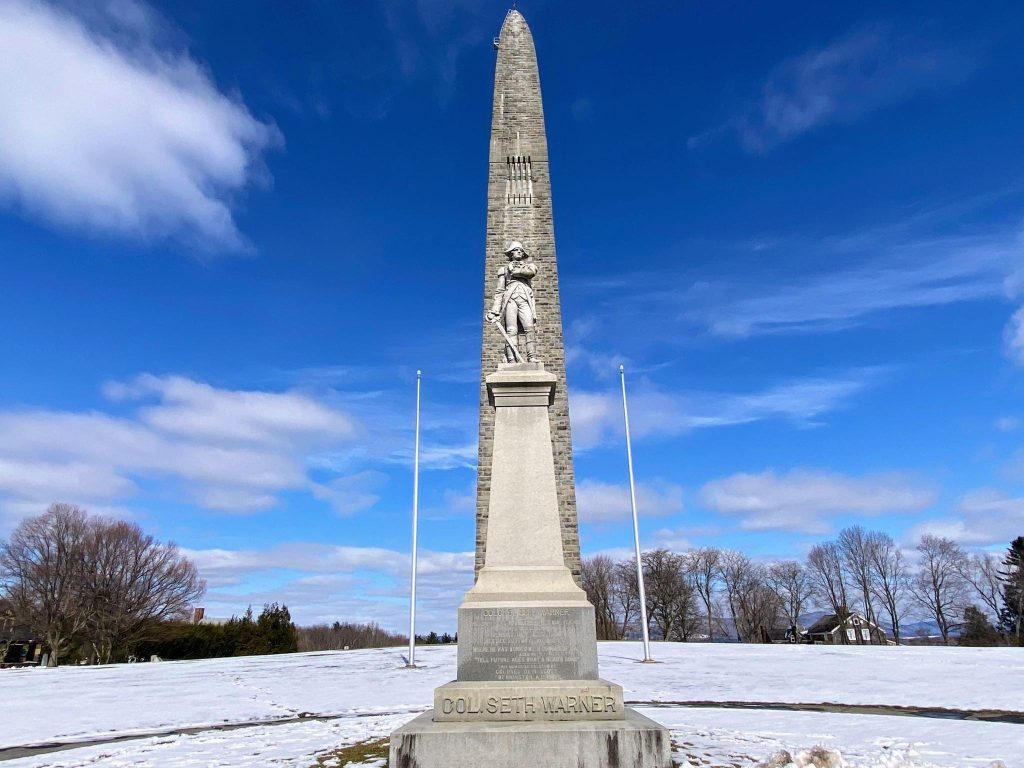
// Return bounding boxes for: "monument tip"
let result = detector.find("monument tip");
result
[500,7,529,35]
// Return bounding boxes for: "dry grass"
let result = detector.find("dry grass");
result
[310,737,389,767]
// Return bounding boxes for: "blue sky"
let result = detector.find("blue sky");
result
[1,0,1022,630]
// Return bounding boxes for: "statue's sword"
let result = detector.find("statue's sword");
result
[489,319,523,363]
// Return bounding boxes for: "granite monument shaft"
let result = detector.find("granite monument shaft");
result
[476,9,580,582]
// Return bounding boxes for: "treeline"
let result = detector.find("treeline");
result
[297,624,455,652]
[582,527,1024,646]
[298,621,407,651]
[135,604,298,660]
[1,504,205,665]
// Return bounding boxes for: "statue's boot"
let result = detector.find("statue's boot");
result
[525,330,538,363]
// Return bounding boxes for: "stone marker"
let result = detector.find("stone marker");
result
[389,10,670,768]
[474,5,581,585]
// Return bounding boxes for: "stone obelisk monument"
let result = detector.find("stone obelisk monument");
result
[389,10,670,768]
[475,5,580,584]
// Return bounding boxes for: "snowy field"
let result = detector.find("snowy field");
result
[1,642,1021,767]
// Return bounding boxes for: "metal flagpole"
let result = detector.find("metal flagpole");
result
[620,364,653,662]
[406,370,422,668]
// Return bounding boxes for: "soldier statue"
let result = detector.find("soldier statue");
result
[485,240,539,363]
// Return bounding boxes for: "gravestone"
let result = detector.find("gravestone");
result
[389,10,670,768]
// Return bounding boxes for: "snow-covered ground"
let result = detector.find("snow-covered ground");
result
[2,642,1020,767]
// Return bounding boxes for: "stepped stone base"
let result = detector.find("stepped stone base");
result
[433,679,623,722]
[389,707,671,768]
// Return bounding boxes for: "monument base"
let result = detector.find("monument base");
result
[389,707,671,768]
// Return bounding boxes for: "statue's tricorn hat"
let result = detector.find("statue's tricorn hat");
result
[504,240,528,255]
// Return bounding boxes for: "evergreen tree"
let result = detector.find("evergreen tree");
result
[998,537,1024,646]
[959,605,1001,646]
[254,603,298,655]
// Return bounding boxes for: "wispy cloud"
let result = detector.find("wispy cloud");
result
[699,468,936,535]
[577,479,683,523]
[186,541,474,627]
[691,23,977,153]
[383,1,486,107]
[574,209,1020,345]
[908,487,1024,548]
[0,0,280,249]
[697,233,1016,338]
[570,368,881,449]
[1004,306,1024,366]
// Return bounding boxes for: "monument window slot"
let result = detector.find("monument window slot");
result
[506,155,534,206]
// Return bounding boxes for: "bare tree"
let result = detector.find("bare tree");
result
[672,554,702,641]
[866,532,908,644]
[691,547,722,641]
[642,549,700,641]
[807,541,850,643]
[718,551,781,642]
[718,550,750,642]
[0,504,91,665]
[746,577,784,643]
[767,560,812,632]
[81,519,205,663]
[581,555,619,641]
[299,621,406,651]
[959,553,1002,619]
[838,526,878,625]
[611,560,639,640]
[911,534,969,645]
[642,549,678,641]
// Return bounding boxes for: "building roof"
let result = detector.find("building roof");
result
[805,612,886,635]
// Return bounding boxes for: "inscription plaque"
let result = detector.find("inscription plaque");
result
[457,605,598,681]
[432,679,624,722]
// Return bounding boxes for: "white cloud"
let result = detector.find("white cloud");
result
[421,485,475,521]
[574,202,1021,349]
[695,234,1015,339]
[909,488,1024,548]
[1003,306,1024,366]
[570,370,877,449]
[692,24,975,153]
[0,0,280,249]
[0,374,360,520]
[651,528,694,552]
[185,541,474,628]
[577,479,683,523]
[699,468,935,534]
[311,470,386,516]
[996,416,1021,432]
[418,443,477,471]
[0,458,133,500]
[106,373,355,444]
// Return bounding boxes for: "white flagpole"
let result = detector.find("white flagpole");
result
[407,370,422,668]
[620,364,653,662]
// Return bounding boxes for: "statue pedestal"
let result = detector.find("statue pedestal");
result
[458,363,600,686]
[389,364,670,767]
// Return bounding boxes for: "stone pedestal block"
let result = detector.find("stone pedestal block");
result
[389,708,671,768]
[457,604,598,681]
[433,679,624,722]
